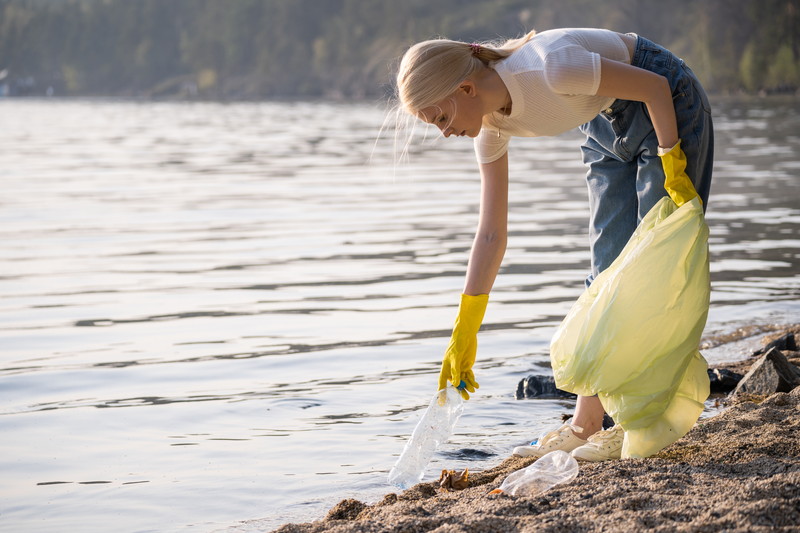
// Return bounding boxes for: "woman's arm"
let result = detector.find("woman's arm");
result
[463,152,509,295]
[595,58,679,150]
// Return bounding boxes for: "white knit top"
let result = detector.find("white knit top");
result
[474,28,631,164]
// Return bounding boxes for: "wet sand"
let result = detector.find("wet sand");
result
[273,327,800,533]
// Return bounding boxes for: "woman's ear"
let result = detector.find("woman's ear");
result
[459,79,477,97]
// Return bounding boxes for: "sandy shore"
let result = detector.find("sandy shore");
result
[273,327,800,533]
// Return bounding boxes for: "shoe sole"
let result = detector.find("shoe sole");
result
[571,451,621,462]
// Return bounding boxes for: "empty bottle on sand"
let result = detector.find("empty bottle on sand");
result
[388,385,464,489]
[493,450,579,496]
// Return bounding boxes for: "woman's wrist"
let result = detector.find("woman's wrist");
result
[657,141,680,156]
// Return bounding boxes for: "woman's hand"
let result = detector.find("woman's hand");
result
[659,140,700,206]
[438,293,489,400]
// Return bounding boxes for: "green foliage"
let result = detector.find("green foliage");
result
[0,0,797,98]
[768,44,800,89]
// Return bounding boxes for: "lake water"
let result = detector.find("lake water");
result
[1,98,798,533]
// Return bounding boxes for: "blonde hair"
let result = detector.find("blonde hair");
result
[386,31,536,163]
[397,30,536,116]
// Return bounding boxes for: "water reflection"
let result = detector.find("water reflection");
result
[0,97,798,533]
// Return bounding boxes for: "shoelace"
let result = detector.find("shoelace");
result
[588,426,623,446]
[536,423,584,447]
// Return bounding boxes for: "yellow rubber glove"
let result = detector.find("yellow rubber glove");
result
[659,140,700,207]
[438,293,489,401]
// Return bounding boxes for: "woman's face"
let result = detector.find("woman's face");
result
[418,84,484,138]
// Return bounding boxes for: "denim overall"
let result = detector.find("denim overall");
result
[579,35,714,286]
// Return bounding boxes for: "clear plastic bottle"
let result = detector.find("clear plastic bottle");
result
[494,450,579,496]
[388,385,464,489]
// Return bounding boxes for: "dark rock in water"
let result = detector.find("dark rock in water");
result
[753,332,797,355]
[708,368,744,393]
[516,375,577,400]
[438,448,496,460]
[732,347,800,397]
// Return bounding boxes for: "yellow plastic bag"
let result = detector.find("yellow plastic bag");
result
[550,145,710,458]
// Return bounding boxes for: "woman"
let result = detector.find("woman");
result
[395,28,713,462]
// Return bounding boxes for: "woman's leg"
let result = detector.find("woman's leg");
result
[572,395,605,439]
[569,109,642,439]
[549,129,640,441]
[580,132,640,286]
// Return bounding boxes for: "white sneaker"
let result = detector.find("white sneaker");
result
[512,423,587,459]
[570,424,624,462]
